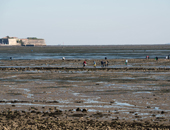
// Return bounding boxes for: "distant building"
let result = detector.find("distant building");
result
[0,36,20,46]
[21,37,46,46]
[0,36,46,46]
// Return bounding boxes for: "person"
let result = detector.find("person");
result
[166,56,168,59]
[155,57,158,61]
[101,61,104,67]
[93,61,96,68]
[125,59,128,65]
[10,57,13,60]
[62,57,65,60]
[83,60,86,67]
[146,56,149,59]
[105,57,107,60]
[106,61,109,66]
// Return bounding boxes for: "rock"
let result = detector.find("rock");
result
[82,108,88,112]
[147,106,151,108]
[161,111,165,114]
[110,101,115,103]
[69,109,73,112]
[115,112,119,114]
[75,100,83,103]
[76,108,81,111]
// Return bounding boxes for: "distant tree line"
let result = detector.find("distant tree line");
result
[27,37,38,39]
[27,37,43,40]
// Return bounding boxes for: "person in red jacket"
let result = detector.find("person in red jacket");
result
[83,60,86,67]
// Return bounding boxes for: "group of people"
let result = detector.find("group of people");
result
[100,60,109,67]
[101,57,109,67]
[146,55,158,60]
[83,57,109,68]
[146,55,170,60]
[83,60,109,68]
[64,55,170,68]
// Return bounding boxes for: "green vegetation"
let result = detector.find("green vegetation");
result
[6,36,15,39]
[16,40,24,46]
[27,37,43,40]
[27,37,38,39]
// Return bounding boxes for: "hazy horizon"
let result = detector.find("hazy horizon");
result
[0,0,170,45]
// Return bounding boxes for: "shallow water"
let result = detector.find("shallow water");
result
[0,101,135,110]
[0,46,169,60]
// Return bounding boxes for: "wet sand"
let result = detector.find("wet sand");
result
[0,58,170,129]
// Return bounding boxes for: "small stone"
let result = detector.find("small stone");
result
[82,108,88,112]
[161,111,165,114]
[76,108,81,111]
[110,101,115,103]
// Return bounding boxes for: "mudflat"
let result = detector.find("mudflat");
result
[0,57,170,129]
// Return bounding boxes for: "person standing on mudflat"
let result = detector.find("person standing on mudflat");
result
[94,61,96,68]
[125,59,128,65]
[101,61,104,67]
[83,60,86,67]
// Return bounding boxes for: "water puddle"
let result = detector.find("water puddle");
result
[115,101,134,107]
[67,80,81,83]
[111,77,135,80]
[104,84,115,87]
[0,103,134,109]
[72,85,78,87]
[133,91,152,94]
[72,93,80,96]
[58,100,71,103]
[84,98,106,104]
[96,82,107,84]
[154,107,160,110]
[11,75,17,78]
[9,87,34,99]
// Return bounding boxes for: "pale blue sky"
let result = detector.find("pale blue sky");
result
[0,0,170,45]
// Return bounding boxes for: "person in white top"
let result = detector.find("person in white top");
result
[125,59,128,65]
[62,57,65,60]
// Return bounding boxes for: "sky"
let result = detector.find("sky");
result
[0,0,170,45]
